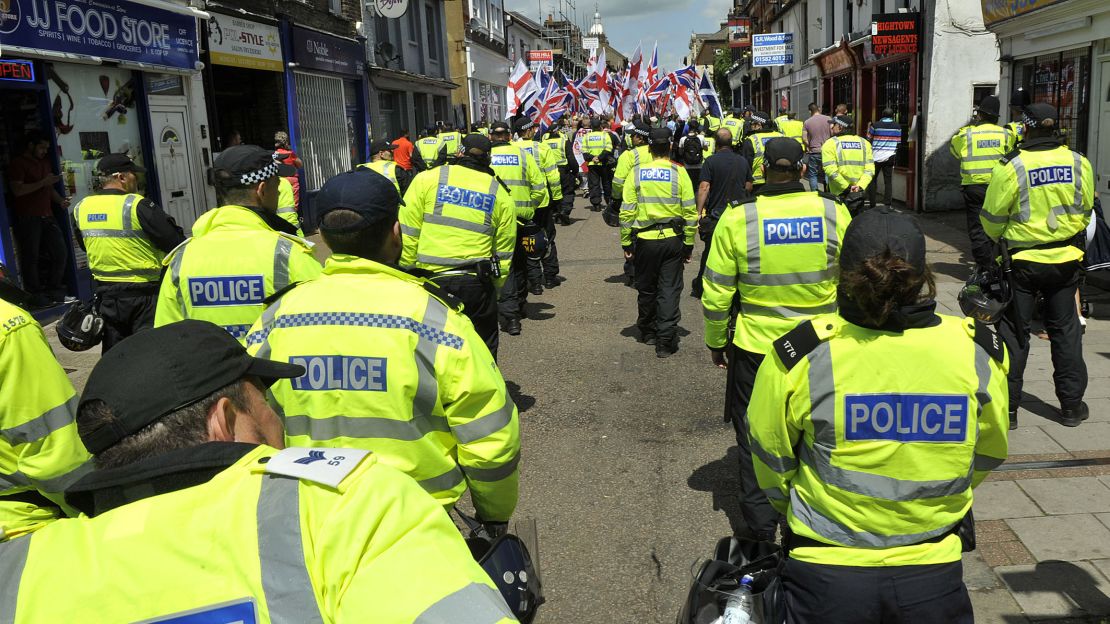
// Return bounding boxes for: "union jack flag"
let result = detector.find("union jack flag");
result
[524,71,569,133]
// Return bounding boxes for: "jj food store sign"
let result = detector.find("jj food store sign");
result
[0,0,199,70]
[208,14,283,72]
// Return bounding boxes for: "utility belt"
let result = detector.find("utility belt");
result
[785,512,975,553]
[431,258,500,283]
[1007,231,1085,254]
[631,217,684,241]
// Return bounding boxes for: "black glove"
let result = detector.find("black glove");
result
[477,521,508,539]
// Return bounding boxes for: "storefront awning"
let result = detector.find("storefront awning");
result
[369,66,459,95]
[126,0,210,20]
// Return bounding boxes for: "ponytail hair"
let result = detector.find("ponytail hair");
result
[839,249,936,327]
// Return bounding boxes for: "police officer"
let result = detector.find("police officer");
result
[748,209,1008,623]
[609,121,653,282]
[701,138,850,540]
[722,109,745,147]
[490,121,546,336]
[821,114,875,216]
[415,126,444,170]
[776,109,806,149]
[0,321,518,621]
[741,111,786,192]
[0,263,89,540]
[620,128,697,358]
[950,95,1009,269]
[154,145,322,338]
[513,117,562,292]
[245,170,521,524]
[1005,87,1030,152]
[276,176,304,237]
[982,103,1094,429]
[543,127,576,225]
[71,154,184,351]
[358,138,404,195]
[402,135,516,358]
[583,117,615,212]
[438,123,464,163]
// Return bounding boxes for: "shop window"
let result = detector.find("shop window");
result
[831,73,854,114]
[406,6,419,43]
[876,59,911,167]
[1016,48,1091,154]
[972,84,997,109]
[293,72,352,191]
[426,3,440,61]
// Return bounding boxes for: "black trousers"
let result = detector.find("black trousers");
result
[497,244,528,324]
[692,227,714,297]
[867,159,895,208]
[999,260,1086,413]
[962,185,995,268]
[633,237,685,345]
[587,165,612,207]
[558,166,576,216]
[784,559,973,624]
[725,344,778,538]
[97,286,158,353]
[526,208,559,286]
[431,273,499,359]
[15,215,67,297]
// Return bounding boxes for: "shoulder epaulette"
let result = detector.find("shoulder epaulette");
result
[972,320,1006,363]
[999,148,1022,165]
[262,281,303,306]
[772,320,824,371]
[816,191,842,204]
[277,231,315,249]
[422,280,463,311]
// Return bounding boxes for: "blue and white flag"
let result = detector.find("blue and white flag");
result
[698,72,722,119]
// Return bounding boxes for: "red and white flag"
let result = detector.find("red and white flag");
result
[506,58,538,119]
[621,43,643,121]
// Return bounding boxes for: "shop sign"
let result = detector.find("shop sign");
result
[291,26,362,76]
[753,33,794,67]
[815,42,855,75]
[370,0,408,19]
[0,59,35,82]
[0,0,199,70]
[871,13,919,56]
[980,0,1069,28]
[728,16,751,49]
[208,14,283,72]
[527,49,553,73]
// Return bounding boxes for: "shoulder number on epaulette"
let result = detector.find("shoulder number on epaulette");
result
[773,320,822,371]
[973,321,1005,363]
[265,447,371,488]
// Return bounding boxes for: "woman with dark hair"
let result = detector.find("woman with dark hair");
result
[746,208,1010,623]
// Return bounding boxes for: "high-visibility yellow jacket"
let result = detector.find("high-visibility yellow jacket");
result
[582,131,613,160]
[245,255,521,521]
[722,116,744,143]
[702,136,716,161]
[702,189,851,353]
[619,157,697,248]
[612,145,651,198]
[821,135,875,195]
[1005,121,1025,152]
[154,205,322,339]
[71,193,164,283]
[416,136,443,166]
[981,142,1094,264]
[543,135,568,167]
[439,131,463,158]
[358,159,402,194]
[400,164,516,288]
[778,119,806,149]
[0,299,90,541]
[705,115,723,132]
[514,139,562,208]
[748,313,1009,567]
[490,144,546,220]
[0,443,517,622]
[744,131,786,185]
[950,123,1009,185]
[276,178,304,237]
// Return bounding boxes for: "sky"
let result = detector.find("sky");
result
[511,0,732,73]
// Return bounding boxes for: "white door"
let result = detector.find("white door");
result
[150,108,200,231]
[1098,61,1110,210]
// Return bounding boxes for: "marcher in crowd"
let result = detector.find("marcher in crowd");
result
[749,209,1008,623]
[802,104,831,192]
[0,320,518,622]
[273,130,303,207]
[867,108,903,210]
[392,128,416,173]
[71,154,184,351]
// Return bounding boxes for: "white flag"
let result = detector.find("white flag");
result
[506,58,538,119]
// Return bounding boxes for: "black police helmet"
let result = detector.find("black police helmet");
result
[57,298,104,352]
[958,270,1008,324]
[518,221,550,261]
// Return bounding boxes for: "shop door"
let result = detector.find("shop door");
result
[1099,61,1110,208]
[150,108,199,231]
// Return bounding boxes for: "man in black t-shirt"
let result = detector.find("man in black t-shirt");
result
[692,128,753,297]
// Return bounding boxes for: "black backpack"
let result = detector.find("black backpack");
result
[682,136,703,166]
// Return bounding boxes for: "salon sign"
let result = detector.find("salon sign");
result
[0,0,199,71]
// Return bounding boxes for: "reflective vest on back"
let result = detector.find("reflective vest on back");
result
[951,123,1008,185]
[543,136,568,166]
[822,135,876,195]
[778,119,806,148]
[702,136,716,160]
[619,157,697,247]
[439,132,463,157]
[582,131,611,158]
[747,131,786,185]
[72,193,164,283]
[358,160,402,193]
[722,117,744,143]
[490,144,542,219]
[416,137,442,163]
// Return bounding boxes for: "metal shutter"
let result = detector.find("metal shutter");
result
[294,71,351,191]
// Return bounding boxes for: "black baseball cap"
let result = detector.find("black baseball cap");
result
[648,127,671,146]
[839,208,927,274]
[1022,102,1057,128]
[461,133,493,156]
[77,320,305,455]
[370,139,398,154]
[96,153,145,175]
[316,169,402,233]
[213,145,290,185]
[764,137,805,170]
[490,120,512,134]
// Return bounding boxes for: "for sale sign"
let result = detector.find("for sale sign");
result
[752,33,794,67]
[527,49,553,73]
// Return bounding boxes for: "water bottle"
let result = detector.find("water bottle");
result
[722,574,755,624]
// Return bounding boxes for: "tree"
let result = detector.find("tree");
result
[712,49,734,109]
